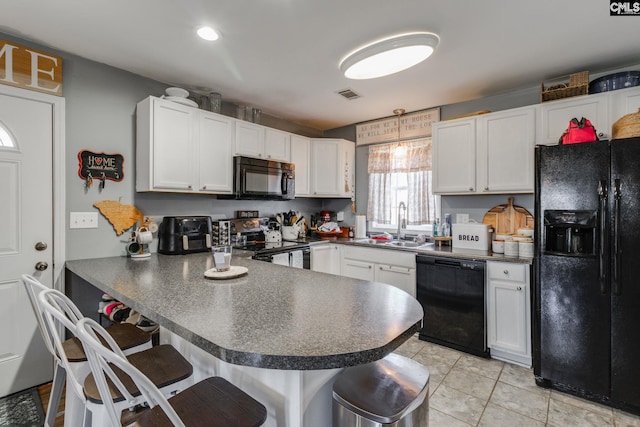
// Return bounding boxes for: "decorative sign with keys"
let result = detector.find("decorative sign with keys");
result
[356,107,440,146]
[78,150,124,191]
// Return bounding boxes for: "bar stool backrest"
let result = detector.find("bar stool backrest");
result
[75,317,187,427]
[21,274,58,359]
[37,289,97,404]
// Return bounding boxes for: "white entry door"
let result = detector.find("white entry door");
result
[0,88,55,396]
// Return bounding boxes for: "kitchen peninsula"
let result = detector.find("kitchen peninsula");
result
[65,251,424,426]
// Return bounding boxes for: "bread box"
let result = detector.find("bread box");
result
[451,223,492,251]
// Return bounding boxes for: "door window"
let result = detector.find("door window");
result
[0,122,16,148]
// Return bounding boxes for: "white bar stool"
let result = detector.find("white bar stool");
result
[38,288,194,426]
[76,317,268,427]
[21,274,152,427]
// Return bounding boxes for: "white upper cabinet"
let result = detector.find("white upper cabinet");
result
[432,118,476,194]
[234,121,265,159]
[433,106,535,195]
[610,86,640,131]
[538,93,609,145]
[137,96,196,192]
[197,111,234,193]
[290,134,311,196]
[234,121,291,162]
[309,138,354,198]
[136,96,233,194]
[264,128,291,162]
[478,107,535,193]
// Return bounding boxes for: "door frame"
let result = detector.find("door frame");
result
[0,84,66,290]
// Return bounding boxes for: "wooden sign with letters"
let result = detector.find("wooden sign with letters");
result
[356,108,440,146]
[0,38,63,96]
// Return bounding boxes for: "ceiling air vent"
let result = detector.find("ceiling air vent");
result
[336,88,361,100]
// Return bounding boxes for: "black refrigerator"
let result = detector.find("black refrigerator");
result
[534,137,640,412]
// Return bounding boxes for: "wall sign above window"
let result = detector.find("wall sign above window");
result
[0,38,63,96]
[356,107,440,146]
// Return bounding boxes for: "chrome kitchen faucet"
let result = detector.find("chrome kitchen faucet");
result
[397,202,407,240]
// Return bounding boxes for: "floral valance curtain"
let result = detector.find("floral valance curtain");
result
[368,138,432,174]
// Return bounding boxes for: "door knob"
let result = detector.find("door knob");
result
[35,242,48,251]
[35,261,48,271]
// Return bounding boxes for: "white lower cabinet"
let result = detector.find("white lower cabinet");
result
[310,244,341,275]
[342,258,375,281]
[487,261,531,367]
[341,246,416,297]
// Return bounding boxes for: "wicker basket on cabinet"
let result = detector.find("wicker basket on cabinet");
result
[541,71,589,102]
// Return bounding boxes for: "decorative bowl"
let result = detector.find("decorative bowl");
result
[165,87,189,98]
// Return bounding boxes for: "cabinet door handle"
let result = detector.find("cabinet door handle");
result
[202,186,207,190]
[469,187,474,191]
[517,286,522,291]
[484,187,489,191]
[187,185,192,189]
[503,270,509,275]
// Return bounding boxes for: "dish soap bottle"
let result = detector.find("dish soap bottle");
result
[442,213,451,237]
[433,218,440,237]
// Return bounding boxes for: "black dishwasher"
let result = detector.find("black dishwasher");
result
[416,255,488,358]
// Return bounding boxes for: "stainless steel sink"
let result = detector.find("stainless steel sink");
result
[354,238,385,244]
[385,240,422,248]
[352,238,434,250]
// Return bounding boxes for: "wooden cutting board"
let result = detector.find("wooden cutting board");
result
[482,197,534,234]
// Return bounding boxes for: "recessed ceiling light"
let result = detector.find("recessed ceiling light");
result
[197,26,220,41]
[339,32,439,80]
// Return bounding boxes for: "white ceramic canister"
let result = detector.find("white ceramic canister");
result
[519,239,534,258]
[495,233,513,241]
[504,240,519,257]
[517,228,534,237]
[492,240,505,254]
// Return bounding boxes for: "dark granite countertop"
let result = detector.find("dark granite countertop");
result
[65,252,424,370]
[310,237,534,264]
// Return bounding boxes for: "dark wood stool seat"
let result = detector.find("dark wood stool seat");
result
[83,344,193,403]
[63,322,151,362]
[132,377,268,427]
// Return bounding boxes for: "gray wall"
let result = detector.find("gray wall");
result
[0,32,335,261]
[5,31,637,259]
[324,66,640,226]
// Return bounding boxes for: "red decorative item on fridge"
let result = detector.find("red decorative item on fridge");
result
[559,117,598,145]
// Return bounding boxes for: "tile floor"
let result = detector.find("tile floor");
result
[393,335,640,427]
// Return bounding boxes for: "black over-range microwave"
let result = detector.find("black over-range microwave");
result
[230,156,295,200]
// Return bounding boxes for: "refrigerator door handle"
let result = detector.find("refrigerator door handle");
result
[613,178,622,296]
[598,180,608,294]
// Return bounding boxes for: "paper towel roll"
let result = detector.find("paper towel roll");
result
[355,215,367,238]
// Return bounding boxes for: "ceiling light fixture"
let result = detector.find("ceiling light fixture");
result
[197,26,220,41]
[339,32,439,80]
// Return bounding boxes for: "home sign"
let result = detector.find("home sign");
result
[0,38,63,96]
[78,150,124,182]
